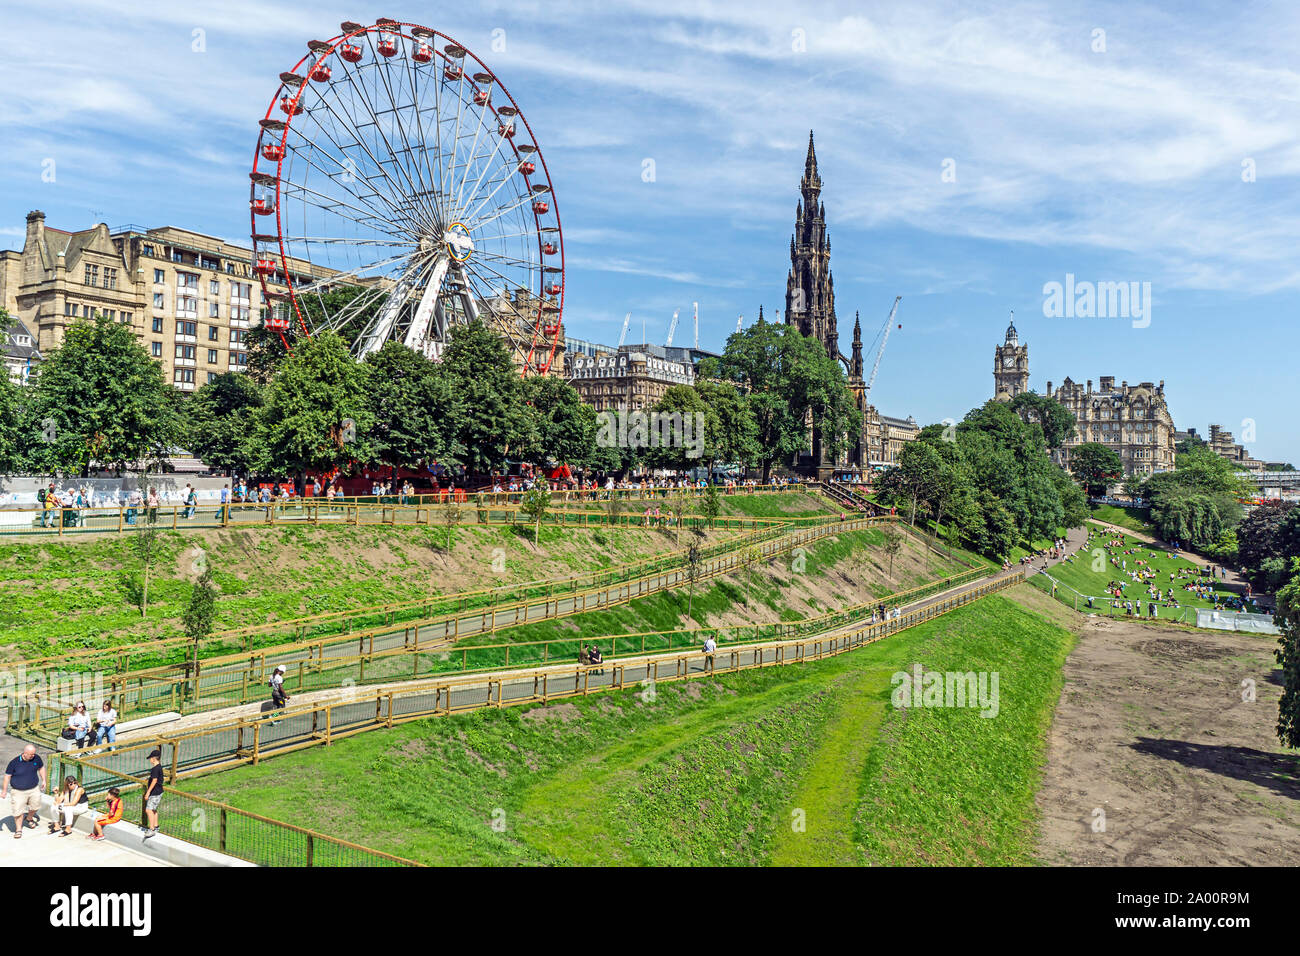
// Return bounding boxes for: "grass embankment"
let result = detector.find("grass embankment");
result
[1089,503,1154,535]
[1041,524,1236,610]
[186,594,1074,866]
[0,520,739,657]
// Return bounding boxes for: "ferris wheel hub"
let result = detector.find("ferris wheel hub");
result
[443,222,474,262]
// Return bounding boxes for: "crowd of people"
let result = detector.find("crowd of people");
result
[1,743,158,844]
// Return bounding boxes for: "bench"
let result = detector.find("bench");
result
[57,711,183,752]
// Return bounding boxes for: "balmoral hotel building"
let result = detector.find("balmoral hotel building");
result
[0,210,325,390]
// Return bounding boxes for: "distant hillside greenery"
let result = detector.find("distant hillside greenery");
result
[875,400,1087,561]
[1127,446,1250,553]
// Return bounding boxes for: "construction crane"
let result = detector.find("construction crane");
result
[617,312,631,348]
[665,309,680,346]
[864,296,902,405]
[693,302,699,349]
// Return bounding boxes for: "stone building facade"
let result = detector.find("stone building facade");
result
[1,211,327,391]
[564,343,694,412]
[992,321,1176,477]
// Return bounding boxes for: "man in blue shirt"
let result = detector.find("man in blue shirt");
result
[3,745,47,837]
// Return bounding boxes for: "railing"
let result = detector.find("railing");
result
[9,507,819,678]
[59,569,1025,795]
[48,757,420,867]
[29,558,981,738]
[0,483,820,537]
[15,516,901,737]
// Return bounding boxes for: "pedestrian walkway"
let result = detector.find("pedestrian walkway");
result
[1,823,168,867]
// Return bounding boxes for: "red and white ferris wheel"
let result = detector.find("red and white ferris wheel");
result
[248,18,564,374]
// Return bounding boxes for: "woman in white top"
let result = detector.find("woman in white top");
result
[95,700,118,747]
[67,702,92,749]
[50,777,89,836]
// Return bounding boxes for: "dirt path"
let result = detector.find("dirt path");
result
[1019,585,1300,865]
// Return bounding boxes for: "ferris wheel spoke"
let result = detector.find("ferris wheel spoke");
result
[281,137,414,236]
[280,178,413,237]
[332,56,439,236]
[451,118,519,225]
[299,249,418,293]
[397,48,449,228]
[466,191,539,233]
[455,164,520,227]
[373,49,445,232]
[292,107,415,230]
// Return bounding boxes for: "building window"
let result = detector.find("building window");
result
[153,292,165,309]
[209,302,220,318]
[152,317,163,333]
[209,279,220,296]
[207,372,218,384]
[176,296,198,318]
[175,345,196,360]
[154,269,165,284]
[142,244,154,257]
[230,351,248,366]
[103,267,118,290]
[208,325,219,341]
[230,328,247,345]
[207,349,218,364]
[174,368,196,384]
[151,342,162,357]
[84,264,99,286]
[121,312,132,325]
[176,320,197,337]
[231,282,251,303]
[177,271,198,291]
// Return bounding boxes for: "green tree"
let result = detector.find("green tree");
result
[701,482,722,529]
[257,331,372,489]
[522,374,596,468]
[184,372,264,476]
[181,567,218,704]
[1069,442,1123,498]
[439,321,533,474]
[702,317,857,482]
[881,525,903,579]
[1010,392,1077,450]
[132,476,164,618]
[25,316,180,474]
[363,341,461,469]
[519,480,550,546]
[685,539,702,622]
[1273,558,1300,747]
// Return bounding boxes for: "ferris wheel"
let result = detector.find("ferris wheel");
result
[248,18,564,374]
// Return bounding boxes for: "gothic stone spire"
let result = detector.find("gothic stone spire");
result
[786,130,837,360]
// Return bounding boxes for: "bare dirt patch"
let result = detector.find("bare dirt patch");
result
[520,702,580,724]
[1018,584,1300,866]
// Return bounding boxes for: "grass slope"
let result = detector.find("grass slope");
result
[0,521,735,656]
[186,594,1074,867]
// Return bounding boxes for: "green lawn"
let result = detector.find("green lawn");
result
[185,593,1075,866]
[1042,524,1237,610]
[1089,503,1155,535]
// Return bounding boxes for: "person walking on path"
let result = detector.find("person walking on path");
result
[142,750,164,839]
[703,635,717,673]
[269,664,289,724]
[3,745,47,838]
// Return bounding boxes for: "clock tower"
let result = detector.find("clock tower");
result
[993,316,1029,400]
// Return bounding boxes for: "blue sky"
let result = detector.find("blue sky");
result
[3,0,1298,462]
